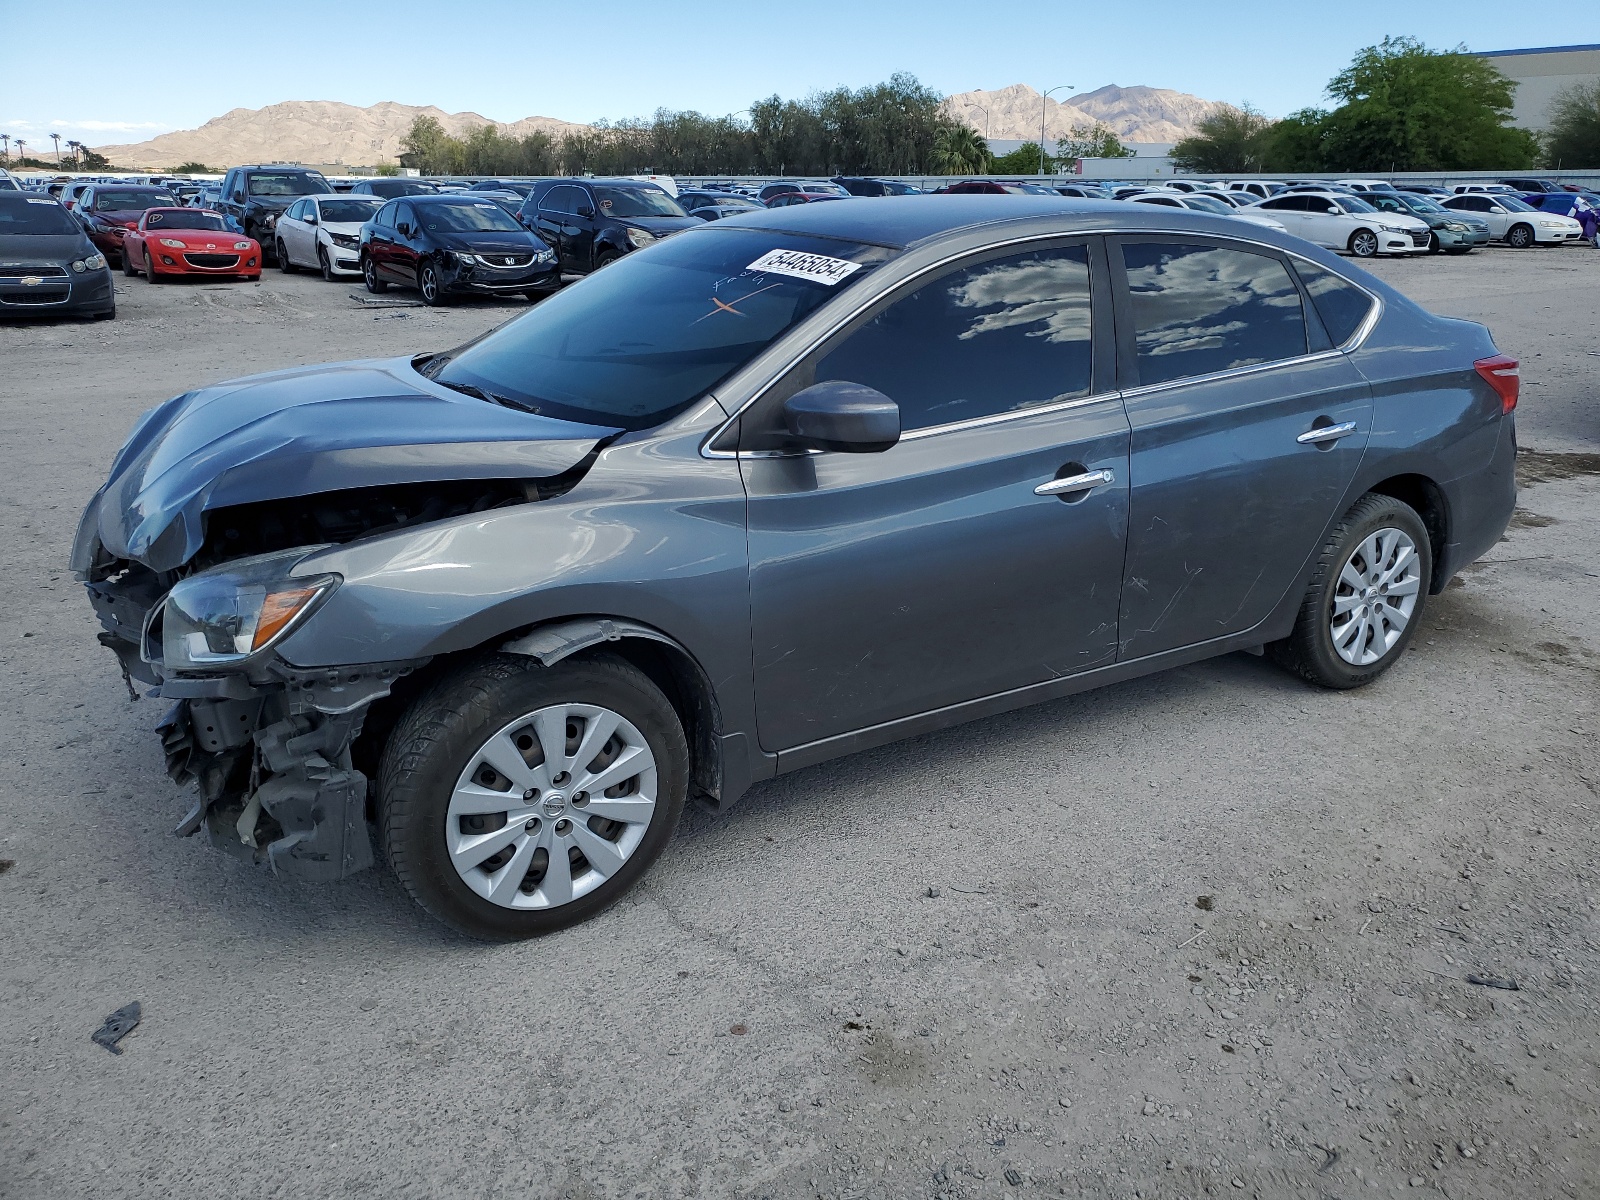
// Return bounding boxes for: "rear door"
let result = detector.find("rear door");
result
[1256,194,1308,236]
[742,237,1130,752]
[1109,236,1373,660]
[536,186,585,272]
[390,202,421,282]
[367,201,399,278]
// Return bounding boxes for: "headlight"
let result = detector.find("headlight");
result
[233,241,252,251]
[160,238,186,248]
[329,232,358,249]
[70,259,88,273]
[83,252,106,271]
[625,227,656,248]
[534,247,556,263]
[156,550,339,669]
[1537,220,1564,228]
[1444,222,1470,233]
[1377,222,1405,233]
[454,252,477,265]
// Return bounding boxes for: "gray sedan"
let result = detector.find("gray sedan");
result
[74,197,1518,939]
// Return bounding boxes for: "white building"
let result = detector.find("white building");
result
[1475,44,1600,131]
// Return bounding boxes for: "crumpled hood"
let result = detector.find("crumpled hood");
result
[73,356,619,574]
[434,231,549,255]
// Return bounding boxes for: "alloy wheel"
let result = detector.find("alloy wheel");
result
[1351,230,1378,258]
[1329,527,1421,666]
[445,703,658,910]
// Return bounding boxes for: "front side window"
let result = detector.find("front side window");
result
[540,185,580,216]
[1122,241,1307,388]
[428,229,896,431]
[811,243,1095,432]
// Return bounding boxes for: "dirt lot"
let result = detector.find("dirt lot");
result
[1,246,1598,1200]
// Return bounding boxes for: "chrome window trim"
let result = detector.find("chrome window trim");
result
[698,226,1383,460]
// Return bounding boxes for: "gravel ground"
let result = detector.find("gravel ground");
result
[1,247,1597,1200]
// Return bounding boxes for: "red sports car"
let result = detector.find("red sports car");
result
[121,209,261,282]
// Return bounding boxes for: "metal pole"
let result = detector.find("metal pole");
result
[1040,86,1072,174]
[966,103,989,141]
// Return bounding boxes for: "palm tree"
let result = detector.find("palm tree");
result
[931,124,989,175]
[51,132,61,164]
[0,134,9,163]
[67,139,83,166]
[14,138,27,164]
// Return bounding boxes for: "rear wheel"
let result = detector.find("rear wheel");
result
[1349,229,1379,258]
[379,654,690,940]
[277,239,297,272]
[362,255,387,293]
[1506,223,1535,249]
[1269,493,1432,689]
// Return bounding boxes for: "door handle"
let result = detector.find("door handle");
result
[1296,421,1358,445]
[1035,468,1115,497]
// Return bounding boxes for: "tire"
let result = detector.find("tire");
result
[143,246,160,283]
[593,249,620,271]
[277,239,297,272]
[1348,229,1379,258]
[362,254,387,293]
[1427,232,1441,254]
[418,260,446,305]
[121,249,137,277]
[318,246,333,282]
[1507,223,1534,249]
[379,653,689,940]
[1269,493,1433,690]
[524,289,544,302]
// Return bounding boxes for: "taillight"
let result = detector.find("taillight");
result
[1474,354,1519,413]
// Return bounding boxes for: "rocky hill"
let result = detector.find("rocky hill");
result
[942,83,1227,146]
[93,101,589,169]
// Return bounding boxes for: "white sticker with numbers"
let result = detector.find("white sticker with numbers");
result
[745,248,861,286]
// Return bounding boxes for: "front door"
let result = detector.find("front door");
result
[742,238,1130,752]
[1110,237,1373,660]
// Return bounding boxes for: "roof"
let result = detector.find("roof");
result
[709,194,1125,249]
[1476,43,1600,57]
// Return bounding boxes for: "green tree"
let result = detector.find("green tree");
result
[1170,104,1274,173]
[1057,124,1134,160]
[1545,80,1600,168]
[931,124,990,174]
[1317,36,1538,170]
[990,141,1051,174]
[77,149,111,171]
[171,160,215,174]
[1258,109,1330,172]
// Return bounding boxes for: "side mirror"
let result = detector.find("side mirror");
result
[576,205,594,218]
[782,381,900,453]
[305,213,318,226]
[231,191,244,203]
[397,223,412,237]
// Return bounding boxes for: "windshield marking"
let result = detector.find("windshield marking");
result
[695,281,782,322]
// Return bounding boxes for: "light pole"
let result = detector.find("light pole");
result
[965,102,990,141]
[51,132,61,165]
[1040,84,1072,174]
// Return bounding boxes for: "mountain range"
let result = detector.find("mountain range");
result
[93,86,1227,168]
[941,84,1225,146]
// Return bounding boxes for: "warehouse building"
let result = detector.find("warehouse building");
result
[1475,44,1600,131]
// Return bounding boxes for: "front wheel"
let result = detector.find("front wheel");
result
[143,247,160,283]
[1427,232,1441,254]
[1269,493,1433,689]
[418,260,447,305]
[1349,229,1379,258]
[1506,223,1535,249]
[277,239,297,272]
[380,654,690,940]
[362,255,387,293]
[318,246,334,282]
[593,249,620,271]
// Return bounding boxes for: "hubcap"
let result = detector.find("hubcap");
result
[1329,527,1421,666]
[446,703,658,910]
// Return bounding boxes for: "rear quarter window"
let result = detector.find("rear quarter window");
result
[1291,259,1376,347]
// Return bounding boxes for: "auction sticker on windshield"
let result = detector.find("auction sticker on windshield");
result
[746,249,862,286]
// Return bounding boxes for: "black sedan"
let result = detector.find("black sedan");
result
[0,193,115,319]
[360,195,560,305]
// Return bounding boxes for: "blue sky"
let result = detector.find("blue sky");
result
[2,1,1588,151]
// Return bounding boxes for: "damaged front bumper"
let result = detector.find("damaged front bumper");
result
[85,557,425,881]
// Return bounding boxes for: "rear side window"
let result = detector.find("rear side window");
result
[814,243,1094,432]
[1122,242,1307,387]
[1291,260,1376,347]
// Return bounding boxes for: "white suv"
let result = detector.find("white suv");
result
[1252,190,1428,257]
[1227,180,1285,200]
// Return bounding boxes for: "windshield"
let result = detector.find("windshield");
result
[145,210,228,230]
[1334,196,1377,214]
[0,197,78,233]
[1497,195,1537,212]
[429,230,896,430]
[592,186,687,218]
[248,172,330,196]
[1181,194,1235,215]
[418,201,525,232]
[95,190,176,211]
[318,199,383,223]
[366,180,437,197]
